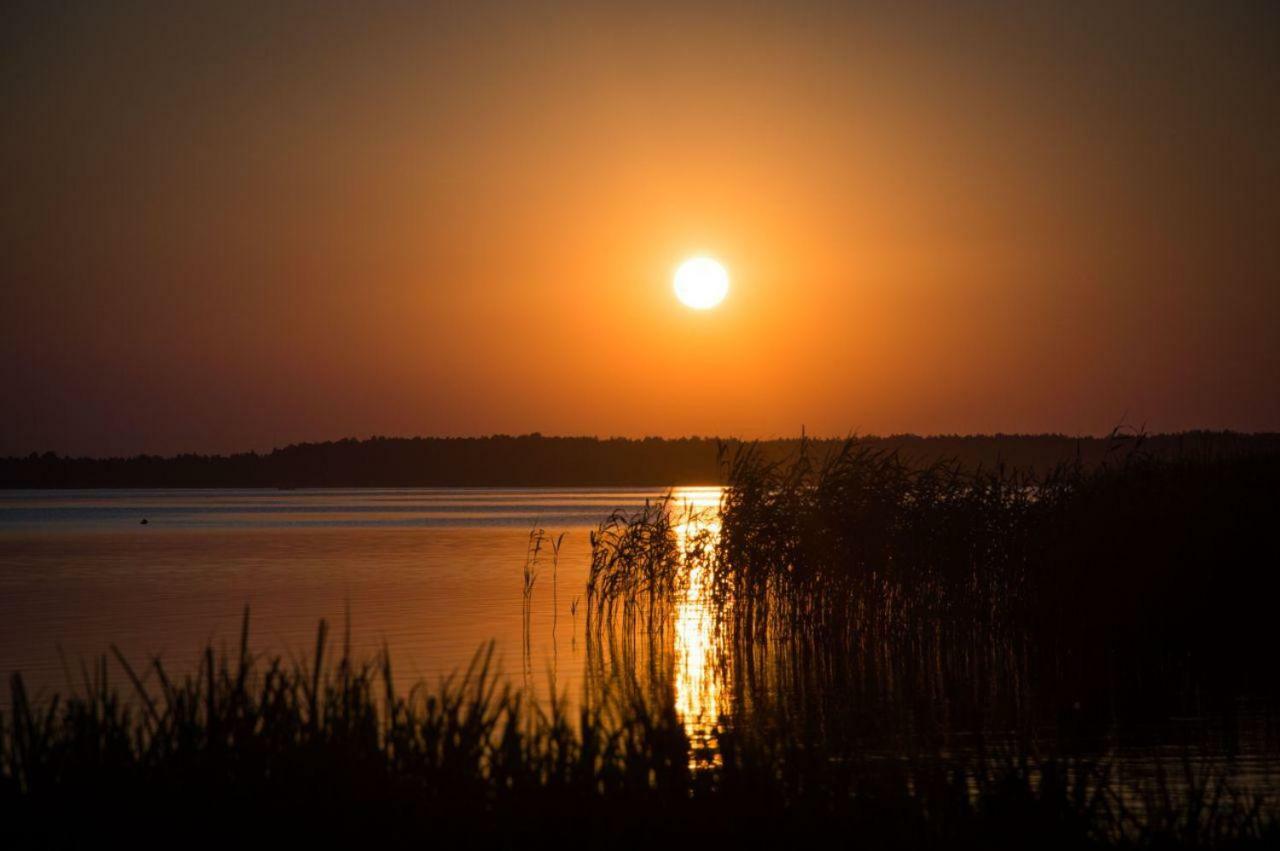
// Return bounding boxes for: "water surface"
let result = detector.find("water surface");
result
[0,487,719,706]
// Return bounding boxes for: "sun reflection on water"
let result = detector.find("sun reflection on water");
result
[669,486,730,768]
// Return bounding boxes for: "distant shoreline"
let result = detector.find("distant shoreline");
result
[4,432,1278,489]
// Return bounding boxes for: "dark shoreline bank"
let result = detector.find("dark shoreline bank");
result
[5,431,1277,489]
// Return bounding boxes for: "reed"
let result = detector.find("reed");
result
[3,611,1274,846]
[698,436,1280,744]
[586,497,684,633]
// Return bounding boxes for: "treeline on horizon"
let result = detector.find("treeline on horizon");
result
[3,431,1278,488]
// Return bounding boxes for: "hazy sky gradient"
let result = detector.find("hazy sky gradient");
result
[3,1,1278,455]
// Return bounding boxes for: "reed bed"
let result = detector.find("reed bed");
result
[704,437,1280,747]
[4,613,1274,846]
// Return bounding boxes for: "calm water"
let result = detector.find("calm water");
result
[0,487,723,711]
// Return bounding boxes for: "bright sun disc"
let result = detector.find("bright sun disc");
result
[673,257,729,310]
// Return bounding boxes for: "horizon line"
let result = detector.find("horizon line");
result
[8,428,1278,463]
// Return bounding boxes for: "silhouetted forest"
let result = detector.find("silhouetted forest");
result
[2,432,1277,488]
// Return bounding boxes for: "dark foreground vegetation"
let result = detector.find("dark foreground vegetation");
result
[705,436,1280,742]
[4,625,1274,848]
[4,436,1279,846]
[4,430,1278,488]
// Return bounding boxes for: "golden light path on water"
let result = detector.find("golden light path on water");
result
[669,486,730,766]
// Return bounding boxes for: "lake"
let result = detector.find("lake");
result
[0,486,724,714]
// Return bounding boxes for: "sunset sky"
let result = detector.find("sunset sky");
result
[3,1,1278,456]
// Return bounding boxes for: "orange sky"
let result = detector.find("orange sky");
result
[3,1,1278,455]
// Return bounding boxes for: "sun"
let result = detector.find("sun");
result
[673,257,729,310]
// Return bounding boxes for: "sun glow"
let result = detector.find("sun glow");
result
[673,257,730,310]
